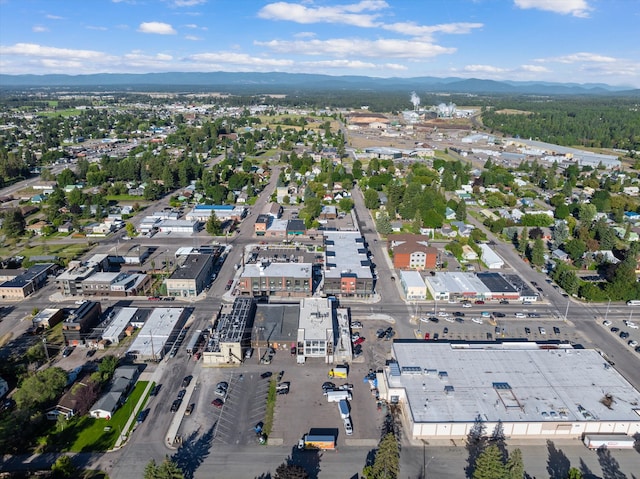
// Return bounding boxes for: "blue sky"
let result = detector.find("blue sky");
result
[0,0,638,87]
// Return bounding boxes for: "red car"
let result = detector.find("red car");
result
[424,332,430,340]
[211,398,224,408]
[353,337,366,346]
[474,300,485,305]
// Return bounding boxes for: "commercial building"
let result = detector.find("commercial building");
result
[478,243,505,269]
[424,272,520,302]
[164,254,214,298]
[81,271,151,298]
[31,308,64,330]
[127,308,187,361]
[296,297,336,364]
[102,307,139,345]
[237,261,313,298]
[157,219,199,234]
[388,235,438,270]
[185,204,247,222]
[399,270,427,300]
[323,231,374,298]
[381,341,640,441]
[203,298,255,366]
[62,301,102,346]
[56,255,110,296]
[254,214,271,235]
[251,303,299,354]
[0,263,56,299]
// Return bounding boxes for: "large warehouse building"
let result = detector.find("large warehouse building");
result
[380,341,640,441]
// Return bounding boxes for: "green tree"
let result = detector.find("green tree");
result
[473,444,507,479]
[567,467,583,479]
[531,238,546,266]
[51,455,77,479]
[13,367,68,410]
[517,227,529,256]
[144,457,184,479]
[364,188,380,209]
[338,198,354,212]
[1,209,25,238]
[551,221,569,250]
[364,432,400,479]
[125,222,136,238]
[564,238,587,262]
[455,200,467,221]
[56,168,77,188]
[578,203,597,224]
[376,212,393,236]
[275,462,309,479]
[98,355,118,382]
[506,448,524,479]
[205,214,223,236]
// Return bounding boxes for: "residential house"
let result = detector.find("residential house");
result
[461,245,479,261]
[89,365,139,419]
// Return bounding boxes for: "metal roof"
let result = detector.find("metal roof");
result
[390,341,640,425]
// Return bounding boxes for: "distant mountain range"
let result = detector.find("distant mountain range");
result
[1,72,639,96]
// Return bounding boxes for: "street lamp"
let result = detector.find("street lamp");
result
[42,338,50,362]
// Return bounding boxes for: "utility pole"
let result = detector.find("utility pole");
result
[563,300,570,322]
[42,338,50,362]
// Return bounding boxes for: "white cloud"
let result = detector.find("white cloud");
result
[302,59,377,69]
[185,35,201,41]
[514,0,592,18]
[521,64,550,72]
[0,43,112,61]
[256,37,455,59]
[86,25,108,31]
[540,52,617,64]
[258,0,388,27]
[184,24,198,29]
[32,25,48,32]
[138,22,177,35]
[463,64,508,73]
[172,0,206,6]
[45,14,64,20]
[383,21,483,39]
[189,51,294,67]
[293,31,316,39]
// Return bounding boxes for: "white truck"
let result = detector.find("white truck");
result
[338,399,350,419]
[583,434,636,450]
[326,390,352,402]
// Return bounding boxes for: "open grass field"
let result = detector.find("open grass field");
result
[52,381,149,452]
[20,242,91,262]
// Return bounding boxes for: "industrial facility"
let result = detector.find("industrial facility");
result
[380,341,640,441]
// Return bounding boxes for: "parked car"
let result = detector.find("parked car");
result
[603,320,612,326]
[499,300,510,305]
[182,375,192,388]
[539,327,546,335]
[177,389,186,400]
[553,327,561,335]
[524,327,531,335]
[61,346,74,357]
[261,371,273,379]
[353,336,365,346]
[474,300,485,305]
[322,382,336,393]
[515,313,526,318]
[619,331,630,339]
[351,321,363,329]
[170,399,182,413]
[184,404,195,416]
[610,327,620,333]
[137,408,149,423]
[493,312,505,318]
[211,398,224,409]
[453,312,465,317]
[150,384,161,396]
[462,303,472,308]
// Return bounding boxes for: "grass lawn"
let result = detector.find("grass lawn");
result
[54,381,149,452]
[39,109,82,118]
[104,195,149,202]
[20,242,90,262]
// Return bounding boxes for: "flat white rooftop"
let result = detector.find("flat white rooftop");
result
[102,307,138,344]
[390,342,640,425]
[128,308,184,358]
[400,270,426,289]
[242,262,312,278]
[324,231,372,279]
[425,272,490,295]
[298,297,333,340]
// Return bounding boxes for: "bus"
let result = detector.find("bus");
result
[627,300,640,306]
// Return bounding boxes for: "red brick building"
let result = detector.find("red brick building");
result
[388,234,438,270]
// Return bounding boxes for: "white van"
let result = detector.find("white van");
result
[343,417,353,435]
[326,390,352,402]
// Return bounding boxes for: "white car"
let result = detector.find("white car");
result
[628,340,639,348]
[445,316,455,323]
[462,303,472,308]
[437,311,449,317]
[351,321,363,329]
[624,320,639,329]
[603,320,612,327]
[515,313,526,318]
[539,327,546,335]
[471,317,484,324]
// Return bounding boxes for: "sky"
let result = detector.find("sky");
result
[0,0,639,87]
